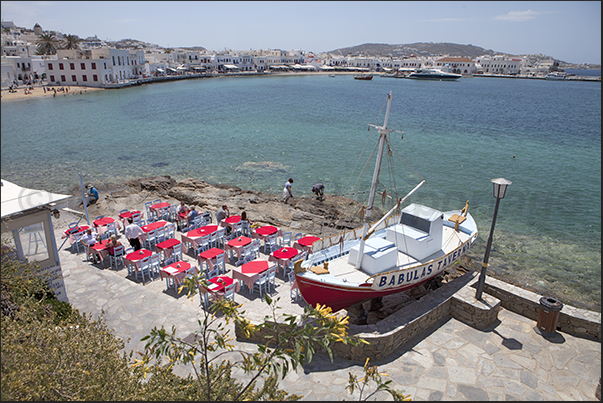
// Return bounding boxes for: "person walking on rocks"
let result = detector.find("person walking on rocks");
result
[283,178,294,204]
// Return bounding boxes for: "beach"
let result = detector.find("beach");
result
[1,85,104,102]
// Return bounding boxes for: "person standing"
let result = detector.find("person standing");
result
[312,182,325,201]
[124,217,144,251]
[282,178,294,204]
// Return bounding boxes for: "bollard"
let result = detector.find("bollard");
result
[536,296,563,333]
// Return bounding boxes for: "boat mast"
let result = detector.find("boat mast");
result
[355,91,395,269]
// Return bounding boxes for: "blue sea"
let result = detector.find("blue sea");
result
[1,73,601,311]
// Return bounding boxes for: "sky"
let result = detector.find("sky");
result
[1,1,600,64]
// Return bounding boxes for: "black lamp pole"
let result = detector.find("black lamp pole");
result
[475,178,511,300]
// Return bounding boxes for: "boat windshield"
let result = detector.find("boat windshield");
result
[400,213,431,234]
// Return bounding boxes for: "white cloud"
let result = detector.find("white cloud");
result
[494,10,552,22]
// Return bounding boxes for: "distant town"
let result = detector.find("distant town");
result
[2,20,600,89]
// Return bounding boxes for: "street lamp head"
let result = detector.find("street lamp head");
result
[491,177,512,199]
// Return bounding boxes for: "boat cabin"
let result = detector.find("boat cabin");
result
[386,203,444,260]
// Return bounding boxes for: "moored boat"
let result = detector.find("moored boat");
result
[294,91,478,312]
[354,73,373,80]
[407,69,462,80]
[545,72,568,80]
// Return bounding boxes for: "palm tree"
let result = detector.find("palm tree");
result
[36,32,59,55]
[62,34,82,50]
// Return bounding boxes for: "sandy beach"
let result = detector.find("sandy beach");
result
[1,85,104,103]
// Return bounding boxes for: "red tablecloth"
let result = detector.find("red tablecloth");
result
[255,225,278,236]
[198,247,225,270]
[228,236,252,248]
[224,215,241,224]
[151,202,171,211]
[125,248,152,262]
[93,217,115,227]
[206,275,233,293]
[232,259,275,290]
[199,247,225,260]
[64,225,90,236]
[296,235,321,247]
[155,238,187,260]
[88,238,111,266]
[160,261,191,281]
[141,220,168,233]
[188,225,218,237]
[119,210,141,219]
[272,247,299,260]
[241,260,271,274]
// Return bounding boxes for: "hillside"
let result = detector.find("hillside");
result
[327,42,520,59]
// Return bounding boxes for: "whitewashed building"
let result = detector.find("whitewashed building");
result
[474,55,521,75]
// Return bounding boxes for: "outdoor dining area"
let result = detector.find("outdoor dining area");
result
[62,197,320,309]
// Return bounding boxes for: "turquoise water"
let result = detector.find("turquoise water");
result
[2,74,600,311]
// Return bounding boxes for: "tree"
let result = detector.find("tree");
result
[135,273,411,400]
[36,32,59,55]
[62,34,82,50]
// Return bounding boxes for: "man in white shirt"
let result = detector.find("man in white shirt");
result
[124,218,144,251]
[80,228,99,262]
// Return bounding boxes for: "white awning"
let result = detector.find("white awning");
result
[223,64,238,69]
[1,179,71,219]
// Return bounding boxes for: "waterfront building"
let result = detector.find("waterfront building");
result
[475,54,521,75]
[433,56,476,75]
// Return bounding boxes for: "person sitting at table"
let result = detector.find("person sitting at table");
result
[187,207,199,225]
[80,183,99,207]
[216,204,231,234]
[106,234,122,256]
[124,218,144,251]
[80,228,100,262]
[240,210,254,226]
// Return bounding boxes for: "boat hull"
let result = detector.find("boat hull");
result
[296,272,433,312]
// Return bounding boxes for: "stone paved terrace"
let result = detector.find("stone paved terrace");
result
[53,214,601,401]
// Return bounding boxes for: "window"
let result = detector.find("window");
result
[17,222,49,262]
[59,63,64,70]
[48,63,53,70]
[70,63,75,70]
[82,75,87,82]
[60,75,66,82]
[81,62,86,69]
[71,75,76,82]
[91,62,96,69]
[93,75,98,82]
[49,75,55,82]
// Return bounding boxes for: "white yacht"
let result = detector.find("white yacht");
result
[407,69,462,80]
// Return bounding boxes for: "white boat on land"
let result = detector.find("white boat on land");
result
[407,69,462,80]
[294,91,478,312]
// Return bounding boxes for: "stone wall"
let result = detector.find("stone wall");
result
[236,272,601,362]
[479,276,601,341]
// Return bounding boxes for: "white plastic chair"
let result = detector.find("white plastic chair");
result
[263,234,279,254]
[72,230,86,254]
[266,266,276,294]
[166,223,176,239]
[194,234,211,255]
[288,270,300,302]
[150,252,162,278]
[250,239,261,259]
[279,231,292,247]
[110,245,125,270]
[252,270,270,297]
[214,227,226,248]
[167,243,183,265]
[215,252,226,275]
[218,282,236,302]
[137,256,152,284]
[132,211,142,224]
[144,229,157,250]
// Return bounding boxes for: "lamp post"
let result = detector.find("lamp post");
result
[475,177,512,300]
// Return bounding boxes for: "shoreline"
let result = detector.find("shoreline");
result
[62,175,600,314]
[1,85,105,103]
